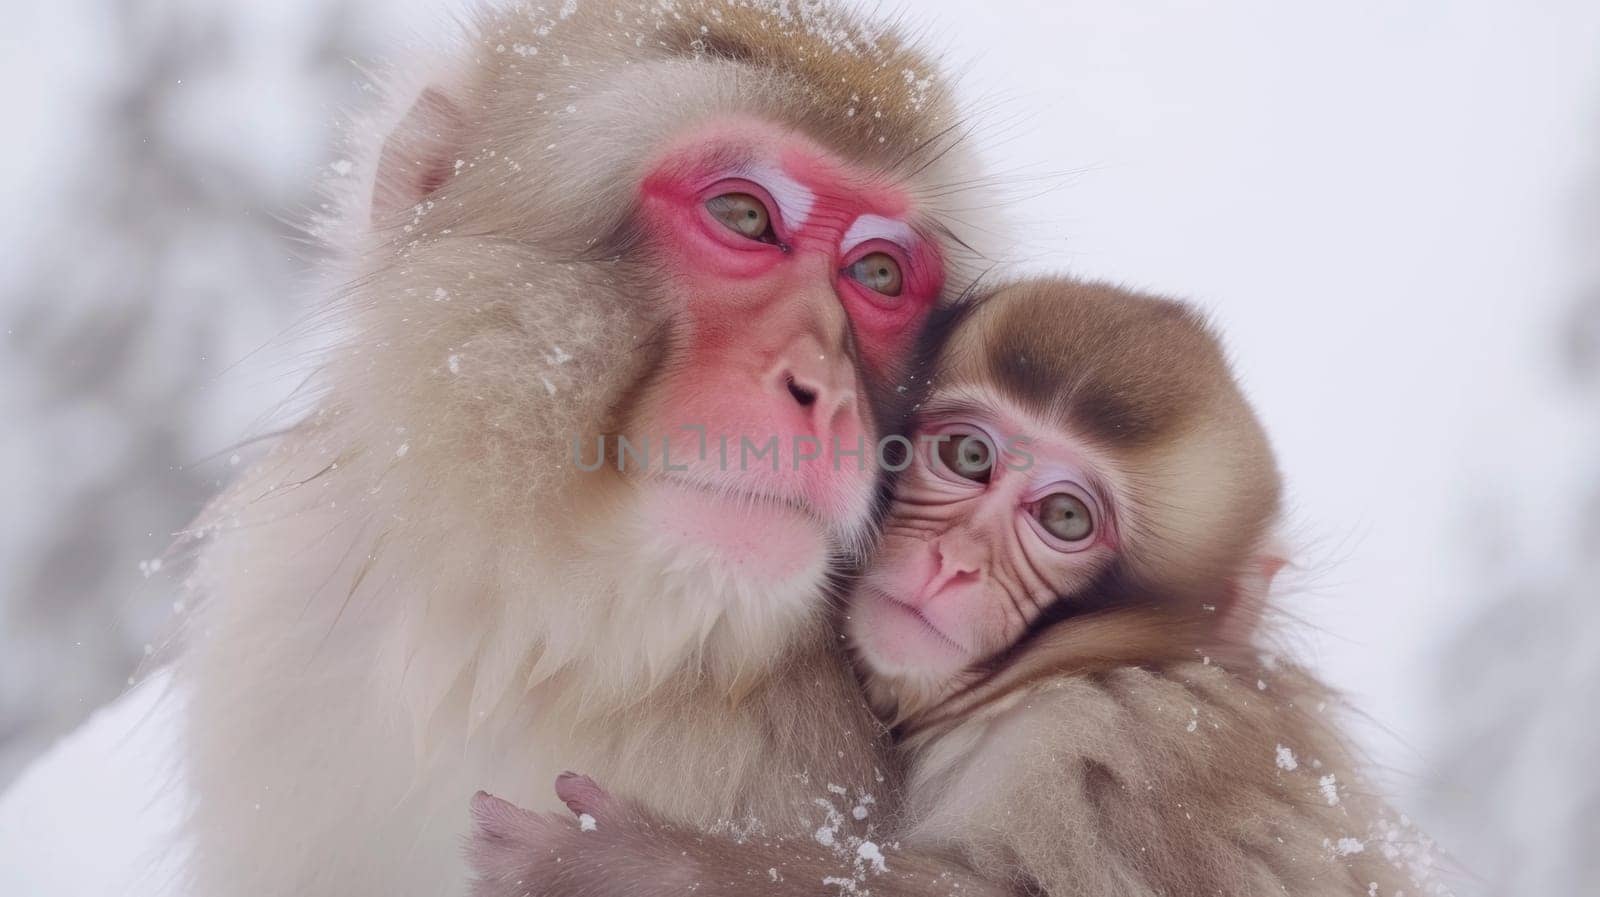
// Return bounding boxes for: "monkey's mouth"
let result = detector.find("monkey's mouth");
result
[864,588,969,657]
[653,472,824,526]
[637,475,833,586]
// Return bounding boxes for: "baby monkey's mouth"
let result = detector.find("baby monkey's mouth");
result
[865,586,970,657]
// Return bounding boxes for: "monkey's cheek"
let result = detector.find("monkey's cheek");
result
[632,481,829,591]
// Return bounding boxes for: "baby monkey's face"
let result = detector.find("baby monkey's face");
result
[848,279,1281,715]
[848,387,1122,689]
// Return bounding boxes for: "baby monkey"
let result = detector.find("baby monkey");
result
[471,279,1435,897]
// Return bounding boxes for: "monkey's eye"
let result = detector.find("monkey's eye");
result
[845,252,904,296]
[936,432,994,483]
[1036,492,1094,543]
[705,192,777,243]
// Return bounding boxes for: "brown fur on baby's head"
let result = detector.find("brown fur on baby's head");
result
[930,278,1282,647]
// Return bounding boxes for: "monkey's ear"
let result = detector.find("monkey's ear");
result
[1211,545,1288,651]
[372,87,464,226]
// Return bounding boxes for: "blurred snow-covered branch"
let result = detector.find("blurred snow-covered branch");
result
[1422,114,1600,897]
[0,0,375,785]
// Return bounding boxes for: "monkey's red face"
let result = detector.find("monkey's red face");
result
[620,121,945,579]
[849,389,1121,684]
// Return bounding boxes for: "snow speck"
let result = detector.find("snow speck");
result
[559,0,579,18]
[851,805,868,821]
[540,375,557,396]
[857,841,888,874]
[329,159,354,176]
[1275,744,1299,771]
[1185,719,1198,733]
[433,287,450,301]
[564,104,577,113]
[138,558,163,577]
[578,813,597,832]
[814,824,835,847]
[447,354,461,375]
[1335,837,1365,856]
[546,344,573,365]
[1257,679,1268,691]
[395,443,410,459]
[1319,774,1340,806]
[228,453,241,466]
[768,868,781,882]
[901,68,932,111]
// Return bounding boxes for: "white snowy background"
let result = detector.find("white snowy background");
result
[3,1,1598,894]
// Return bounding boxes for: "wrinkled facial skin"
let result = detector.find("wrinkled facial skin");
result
[621,120,945,574]
[849,388,1120,685]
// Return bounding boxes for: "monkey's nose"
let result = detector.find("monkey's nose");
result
[784,374,818,408]
[926,539,983,593]
[768,356,859,438]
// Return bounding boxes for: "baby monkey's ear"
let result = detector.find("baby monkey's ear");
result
[1208,538,1290,654]
[372,85,465,226]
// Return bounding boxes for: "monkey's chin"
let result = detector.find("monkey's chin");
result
[634,480,831,591]
[849,589,970,682]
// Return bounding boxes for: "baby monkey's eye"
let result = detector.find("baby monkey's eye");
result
[936,432,994,483]
[845,252,904,296]
[705,192,777,243]
[1036,493,1094,543]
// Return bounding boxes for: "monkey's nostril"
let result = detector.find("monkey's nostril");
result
[785,375,818,407]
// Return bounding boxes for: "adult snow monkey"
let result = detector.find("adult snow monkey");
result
[173,3,996,896]
[470,279,1449,897]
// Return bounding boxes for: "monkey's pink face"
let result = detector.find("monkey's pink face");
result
[849,392,1121,684]
[624,122,945,577]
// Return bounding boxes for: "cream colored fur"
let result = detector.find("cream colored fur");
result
[174,2,994,895]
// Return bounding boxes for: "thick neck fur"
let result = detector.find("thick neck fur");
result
[179,418,895,895]
[187,373,840,764]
